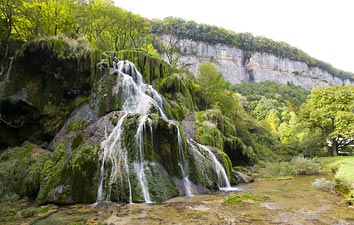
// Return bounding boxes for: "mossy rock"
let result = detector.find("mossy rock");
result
[1,36,104,150]
[345,190,354,205]
[195,109,259,165]
[37,143,99,204]
[0,144,50,199]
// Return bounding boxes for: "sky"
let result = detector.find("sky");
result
[113,0,354,73]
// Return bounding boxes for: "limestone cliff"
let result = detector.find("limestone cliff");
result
[160,35,354,89]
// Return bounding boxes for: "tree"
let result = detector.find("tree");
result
[197,62,240,117]
[300,85,354,156]
[0,0,22,60]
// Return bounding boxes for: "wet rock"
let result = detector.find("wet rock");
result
[181,113,196,139]
[231,170,254,184]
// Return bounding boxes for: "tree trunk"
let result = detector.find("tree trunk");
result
[331,140,338,156]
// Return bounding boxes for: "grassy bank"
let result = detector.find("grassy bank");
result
[320,156,354,188]
[319,156,354,205]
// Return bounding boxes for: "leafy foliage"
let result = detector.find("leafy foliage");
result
[300,86,354,156]
[197,62,241,118]
[0,0,154,59]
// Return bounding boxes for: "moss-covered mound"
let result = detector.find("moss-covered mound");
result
[0,144,50,199]
[194,109,256,164]
[36,143,99,204]
[0,36,104,149]
[157,73,198,120]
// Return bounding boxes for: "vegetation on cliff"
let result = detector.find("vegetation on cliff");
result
[151,17,354,81]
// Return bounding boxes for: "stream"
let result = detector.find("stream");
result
[25,174,354,225]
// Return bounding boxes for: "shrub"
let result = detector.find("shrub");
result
[258,161,296,178]
[291,156,321,175]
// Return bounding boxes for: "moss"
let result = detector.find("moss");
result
[224,193,262,204]
[145,162,179,202]
[118,49,174,83]
[71,135,83,149]
[37,143,99,204]
[196,121,224,149]
[215,148,233,179]
[195,109,262,165]
[345,190,354,205]
[20,206,49,218]
[0,144,50,199]
[67,119,88,132]
[157,73,197,119]
[71,145,99,202]
[335,182,351,195]
[89,48,104,83]
[0,204,18,222]
[91,72,122,116]
[72,96,90,108]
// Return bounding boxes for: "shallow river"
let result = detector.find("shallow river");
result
[29,174,354,225]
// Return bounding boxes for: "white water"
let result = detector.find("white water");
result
[175,125,194,196]
[134,115,152,203]
[188,139,238,191]
[97,113,132,203]
[97,60,194,203]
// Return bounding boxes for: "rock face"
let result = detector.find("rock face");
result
[34,59,235,204]
[160,35,354,89]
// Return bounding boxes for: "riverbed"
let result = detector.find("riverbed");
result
[19,174,354,224]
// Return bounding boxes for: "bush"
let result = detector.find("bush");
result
[291,156,321,175]
[258,156,321,178]
[258,161,296,178]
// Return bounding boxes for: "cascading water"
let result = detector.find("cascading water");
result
[175,125,194,196]
[4,57,14,81]
[97,60,193,203]
[97,113,132,203]
[134,115,153,203]
[188,139,238,191]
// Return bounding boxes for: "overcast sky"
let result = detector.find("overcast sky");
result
[113,0,354,73]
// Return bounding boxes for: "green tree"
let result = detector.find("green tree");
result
[197,62,240,117]
[300,85,354,156]
[0,0,23,59]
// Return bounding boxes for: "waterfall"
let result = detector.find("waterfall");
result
[97,60,193,203]
[188,139,238,191]
[134,115,153,203]
[97,113,132,203]
[175,125,193,196]
[4,57,14,81]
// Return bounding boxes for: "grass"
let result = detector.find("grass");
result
[319,156,354,205]
[319,156,354,188]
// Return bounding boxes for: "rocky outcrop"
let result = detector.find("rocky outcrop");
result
[160,35,354,89]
